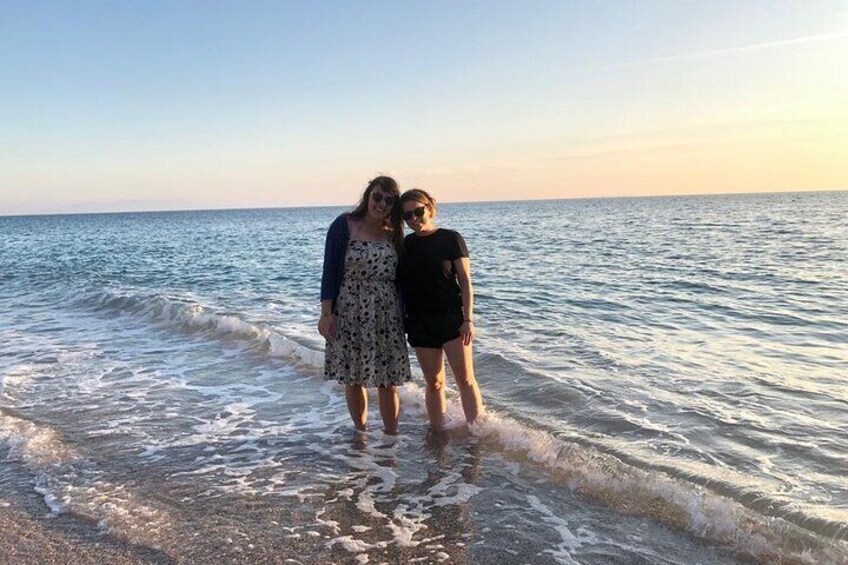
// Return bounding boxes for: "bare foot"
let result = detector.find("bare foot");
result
[351,428,367,450]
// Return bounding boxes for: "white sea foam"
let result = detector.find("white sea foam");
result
[469,412,848,563]
[526,494,589,565]
[336,488,355,500]
[387,504,429,548]
[277,485,325,503]
[0,365,34,399]
[1,349,97,400]
[0,411,76,467]
[422,472,483,507]
[327,535,375,552]
[0,411,171,547]
[77,289,328,374]
[315,508,341,535]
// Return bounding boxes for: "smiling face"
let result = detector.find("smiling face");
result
[367,187,396,220]
[402,199,434,233]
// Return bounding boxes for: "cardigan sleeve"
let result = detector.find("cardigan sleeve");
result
[320,214,349,303]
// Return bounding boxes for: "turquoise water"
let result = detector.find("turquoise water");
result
[1,191,846,563]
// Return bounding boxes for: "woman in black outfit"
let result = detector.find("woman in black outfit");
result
[399,189,484,430]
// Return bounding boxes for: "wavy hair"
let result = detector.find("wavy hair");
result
[350,176,404,255]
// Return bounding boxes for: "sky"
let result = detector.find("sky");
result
[1,1,847,215]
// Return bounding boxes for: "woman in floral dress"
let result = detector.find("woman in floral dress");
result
[319,176,411,435]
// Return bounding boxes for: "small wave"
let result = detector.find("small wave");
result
[0,409,171,548]
[73,288,324,371]
[0,409,76,467]
[468,412,847,563]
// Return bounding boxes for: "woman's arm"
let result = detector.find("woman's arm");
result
[453,256,474,346]
[319,215,347,340]
[320,216,346,303]
[318,298,337,340]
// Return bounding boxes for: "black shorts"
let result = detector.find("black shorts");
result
[406,309,463,349]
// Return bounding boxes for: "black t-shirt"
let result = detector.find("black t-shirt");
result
[400,229,469,315]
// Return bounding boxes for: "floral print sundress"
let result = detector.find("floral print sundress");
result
[324,239,411,387]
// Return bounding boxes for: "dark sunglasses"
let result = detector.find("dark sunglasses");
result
[371,191,395,206]
[402,206,426,221]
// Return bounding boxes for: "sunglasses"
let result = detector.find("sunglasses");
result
[402,206,426,221]
[371,191,395,206]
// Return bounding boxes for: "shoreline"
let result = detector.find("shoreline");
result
[0,489,171,565]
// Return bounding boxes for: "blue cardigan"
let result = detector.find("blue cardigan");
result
[320,214,404,312]
[320,214,350,308]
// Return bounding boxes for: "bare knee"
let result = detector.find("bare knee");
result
[425,373,446,392]
[453,370,477,390]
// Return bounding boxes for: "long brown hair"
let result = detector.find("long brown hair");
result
[350,176,404,255]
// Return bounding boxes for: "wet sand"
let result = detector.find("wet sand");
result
[0,467,474,564]
[0,494,170,564]
[0,500,477,565]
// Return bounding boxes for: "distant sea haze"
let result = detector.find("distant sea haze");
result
[1,191,846,563]
[0,197,199,216]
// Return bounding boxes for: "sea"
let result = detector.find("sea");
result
[1,191,846,564]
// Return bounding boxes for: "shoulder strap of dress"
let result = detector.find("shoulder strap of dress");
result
[346,215,358,239]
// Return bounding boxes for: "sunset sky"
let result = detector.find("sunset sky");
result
[1,1,847,215]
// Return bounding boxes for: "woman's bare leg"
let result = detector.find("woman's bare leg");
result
[415,347,447,429]
[443,337,483,425]
[377,385,400,435]
[345,384,367,431]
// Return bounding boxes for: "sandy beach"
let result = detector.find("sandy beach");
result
[0,469,494,565]
[1,439,480,564]
[1,475,169,565]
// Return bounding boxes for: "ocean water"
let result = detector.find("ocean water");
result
[1,191,846,564]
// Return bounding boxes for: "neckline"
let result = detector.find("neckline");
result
[350,238,390,244]
[346,215,392,243]
[413,228,441,238]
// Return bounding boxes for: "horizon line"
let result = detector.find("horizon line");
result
[1,187,845,219]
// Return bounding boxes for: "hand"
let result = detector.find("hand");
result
[460,320,474,346]
[318,313,337,340]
